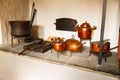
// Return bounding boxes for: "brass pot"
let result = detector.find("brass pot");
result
[75,21,96,39]
[65,35,83,52]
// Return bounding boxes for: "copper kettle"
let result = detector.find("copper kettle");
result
[75,21,96,39]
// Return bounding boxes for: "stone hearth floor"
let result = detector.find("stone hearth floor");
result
[0,41,120,76]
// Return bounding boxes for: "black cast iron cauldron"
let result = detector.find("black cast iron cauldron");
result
[9,5,37,37]
[9,20,31,37]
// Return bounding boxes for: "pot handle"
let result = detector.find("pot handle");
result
[54,23,56,25]
[92,25,97,30]
[77,42,86,48]
[30,2,35,20]
[74,24,79,31]
[30,8,37,27]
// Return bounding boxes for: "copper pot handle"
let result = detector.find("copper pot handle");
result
[92,26,97,30]
[74,24,79,31]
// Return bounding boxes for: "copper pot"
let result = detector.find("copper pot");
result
[64,35,84,52]
[52,37,65,52]
[53,43,65,52]
[75,21,96,39]
[91,41,110,53]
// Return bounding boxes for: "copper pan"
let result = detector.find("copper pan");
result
[91,41,110,53]
[91,39,118,53]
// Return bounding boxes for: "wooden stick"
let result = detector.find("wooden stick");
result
[118,28,120,69]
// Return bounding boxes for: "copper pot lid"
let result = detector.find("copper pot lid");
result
[80,21,91,28]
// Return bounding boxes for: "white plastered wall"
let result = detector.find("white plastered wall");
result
[29,0,120,52]
[0,18,2,44]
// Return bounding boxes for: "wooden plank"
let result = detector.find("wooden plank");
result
[118,0,120,69]
[118,28,120,69]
